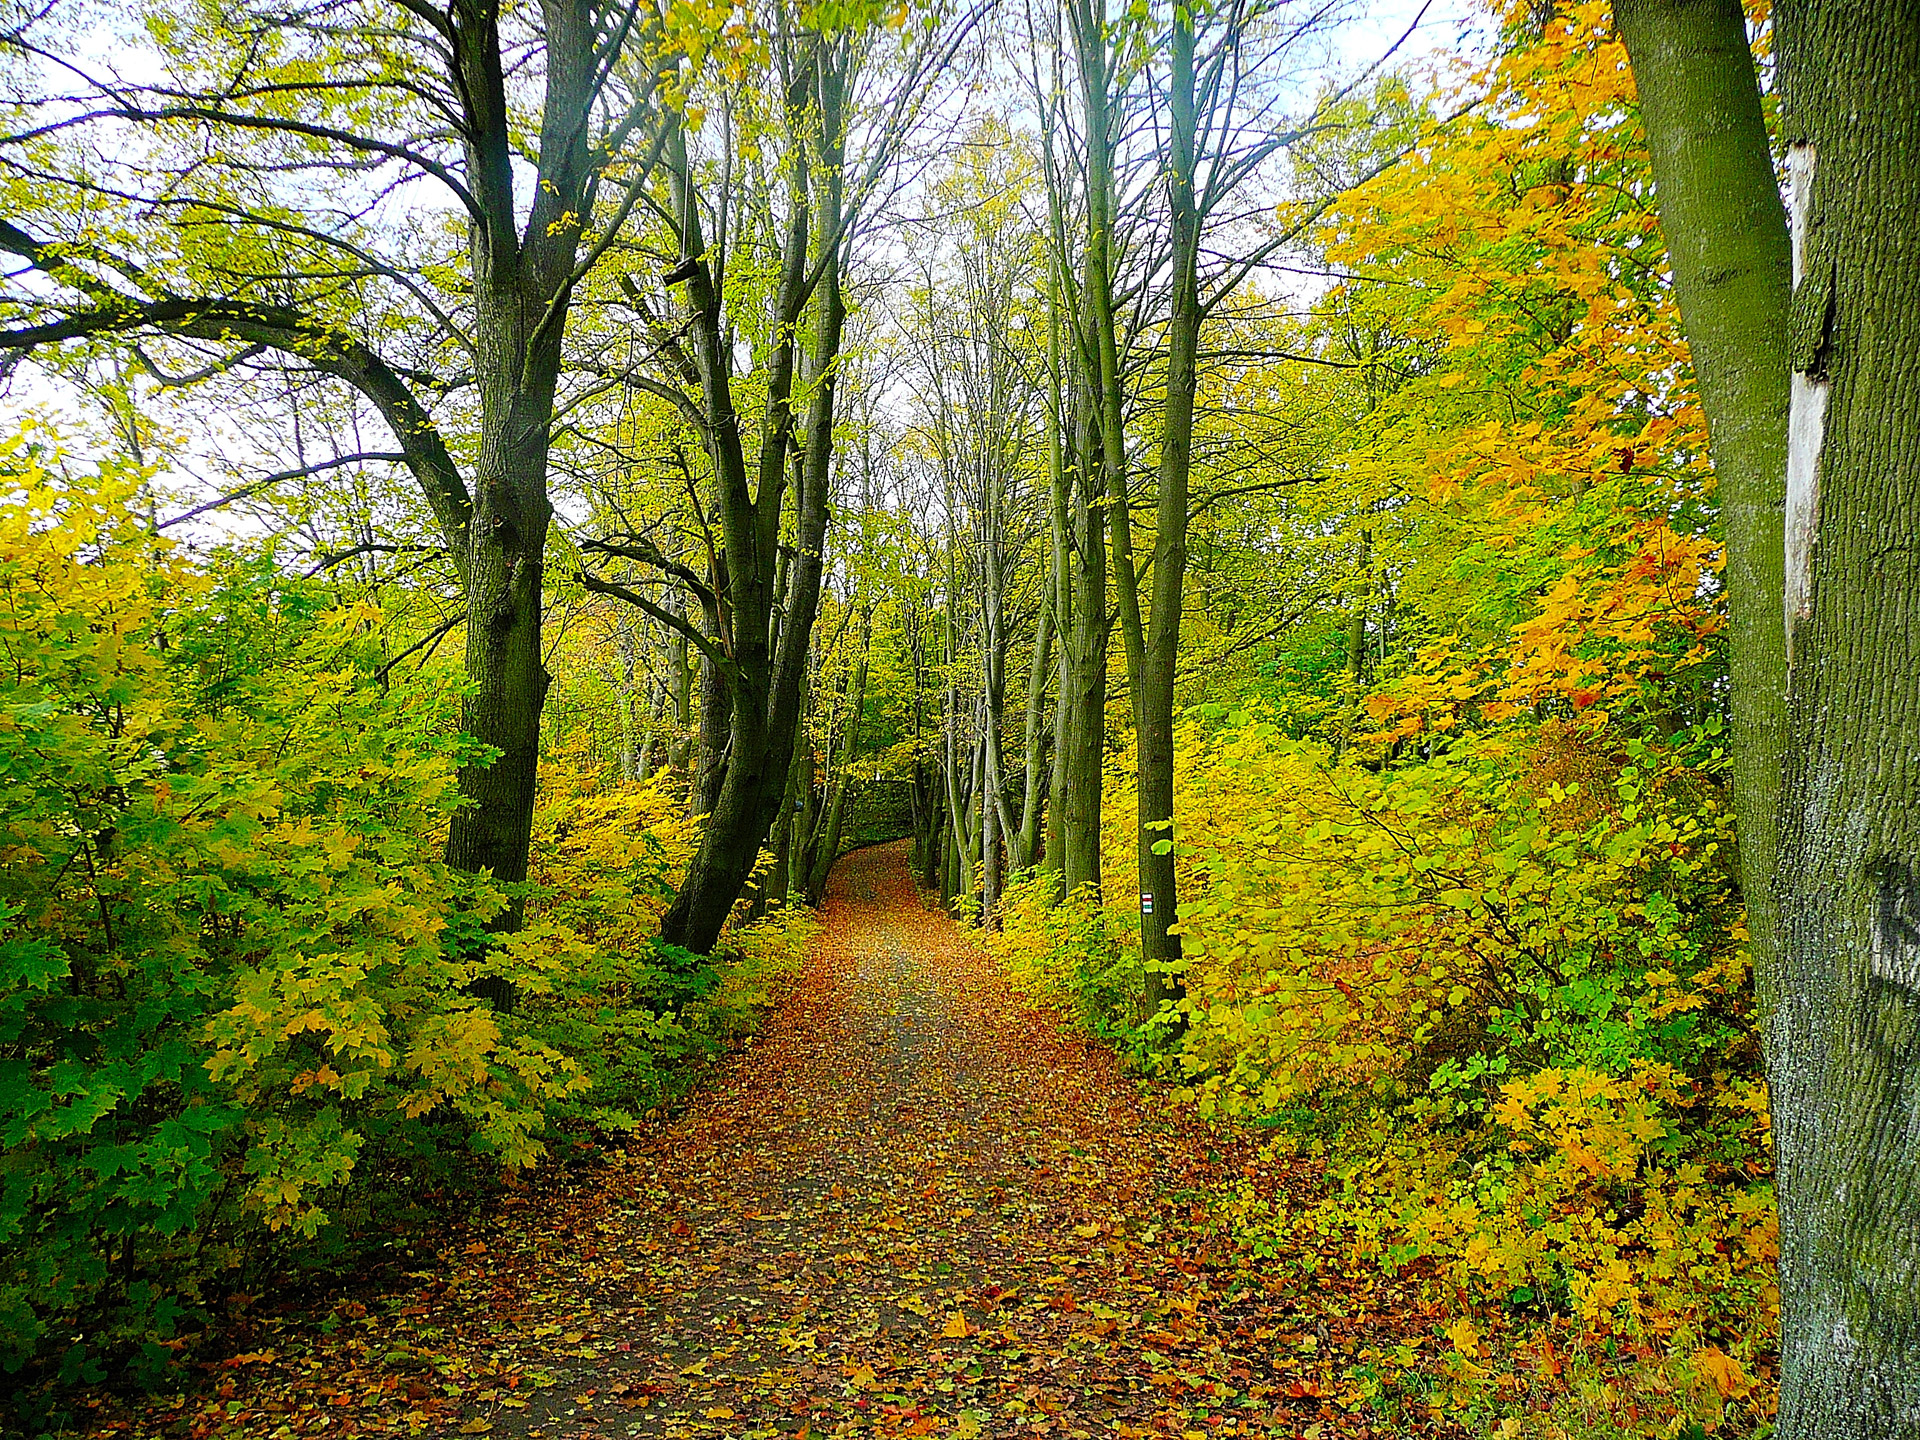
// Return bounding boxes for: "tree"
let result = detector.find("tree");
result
[0,0,673,982]
[1613,0,1789,1037]
[1620,0,1920,1429]
[1767,4,1920,1432]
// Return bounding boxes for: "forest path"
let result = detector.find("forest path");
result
[450,840,1410,1440]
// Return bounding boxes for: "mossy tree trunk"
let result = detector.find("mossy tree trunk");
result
[1614,0,1790,1005]
[1764,4,1920,1432]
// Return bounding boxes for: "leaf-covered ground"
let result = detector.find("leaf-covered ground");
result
[71,841,1448,1439]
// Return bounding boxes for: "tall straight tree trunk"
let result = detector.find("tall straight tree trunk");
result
[1131,7,1200,1024]
[670,591,693,780]
[1058,0,1123,910]
[1011,588,1054,873]
[943,705,977,911]
[806,604,873,903]
[1039,288,1073,898]
[980,745,1001,925]
[1347,529,1372,686]
[765,673,811,913]
[691,569,732,820]
[1615,0,1790,1004]
[1762,6,1920,1432]
[979,548,1008,921]
[1058,389,1107,898]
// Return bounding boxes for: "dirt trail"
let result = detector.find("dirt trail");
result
[439,839,1398,1440]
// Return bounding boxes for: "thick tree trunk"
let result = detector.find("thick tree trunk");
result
[1761,6,1920,1433]
[1615,0,1790,1006]
[446,450,551,920]
[447,292,565,1012]
[441,0,600,1008]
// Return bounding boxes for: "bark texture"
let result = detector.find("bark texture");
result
[1767,4,1920,1433]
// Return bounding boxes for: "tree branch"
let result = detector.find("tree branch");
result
[579,571,735,683]
[0,279,473,575]
[156,452,410,530]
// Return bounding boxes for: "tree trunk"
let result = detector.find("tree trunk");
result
[443,0,601,1008]
[1615,0,1790,1008]
[618,622,641,780]
[1347,528,1372,686]
[446,284,566,1013]
[634,680,665,782]
[806,604,873,903]
[1132,6,1199,1026]
[1058,387,1107,898]
[691,563,732,820]
[1040,297,1072,898]
[1011,586,1054,873]
[764,714,808,914]
[1761,6,1920,1433]
[980,550,1008,922]
[670,592,693,781]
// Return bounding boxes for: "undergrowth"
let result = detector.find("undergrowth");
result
[991,712,1776,1439]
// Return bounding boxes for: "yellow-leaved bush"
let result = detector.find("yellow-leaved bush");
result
[519,754,816,1133]
[995,708,1774,1403]
[0,441,595,1374]
[0,435,810,1380]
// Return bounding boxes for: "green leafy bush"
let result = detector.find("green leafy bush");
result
[0,444,584,1380]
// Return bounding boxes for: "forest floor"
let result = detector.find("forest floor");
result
[72,841,1447,1440]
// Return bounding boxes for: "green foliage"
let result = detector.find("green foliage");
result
[992,874,1144,1052]
[517,761,816,1132]
[0,440,584,1379]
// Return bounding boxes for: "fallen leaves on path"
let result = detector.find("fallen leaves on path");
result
[67,842,1450,1440]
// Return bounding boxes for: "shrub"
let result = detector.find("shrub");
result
[0,441,587,1380]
